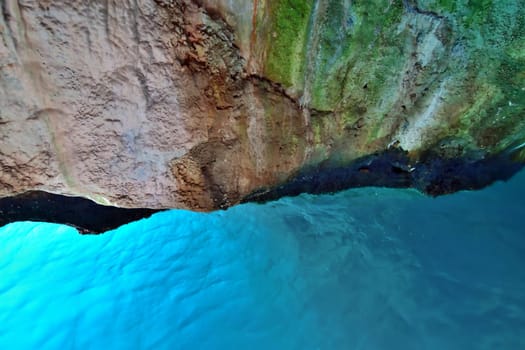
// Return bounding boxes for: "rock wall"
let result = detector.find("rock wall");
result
[1,0,524,211]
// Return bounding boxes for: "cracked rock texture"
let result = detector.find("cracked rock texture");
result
[0,0,524,210]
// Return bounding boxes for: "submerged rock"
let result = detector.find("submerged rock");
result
[0,0,524,220]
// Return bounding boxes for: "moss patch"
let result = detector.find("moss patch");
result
[260,0,525,161]
[264,0,313,88]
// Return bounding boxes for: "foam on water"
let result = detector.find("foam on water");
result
[1,171,525,349]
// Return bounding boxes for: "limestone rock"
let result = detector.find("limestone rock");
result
[0,0,524,211]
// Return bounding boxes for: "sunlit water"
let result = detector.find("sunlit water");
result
[1,171,524,350]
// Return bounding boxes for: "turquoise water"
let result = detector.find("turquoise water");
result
[1,171,524,349]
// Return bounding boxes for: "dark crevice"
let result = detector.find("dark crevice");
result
[402,0,444,20]
[135,68,152,110]
[0,192,161,234]
[1,1,18,53]
[248,74,335,116]
[102,0,112,45]
[242,147,524,203]
[1,148,523,234]
[248,74,300,107]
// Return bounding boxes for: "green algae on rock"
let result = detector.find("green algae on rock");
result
[0,0,524,214]
[246,0,525,162]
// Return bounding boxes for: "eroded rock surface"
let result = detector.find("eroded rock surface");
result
[1,0,524,211]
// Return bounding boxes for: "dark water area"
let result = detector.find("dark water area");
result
[1,170,524,349]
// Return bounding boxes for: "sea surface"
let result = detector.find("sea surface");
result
[1,171,524,349]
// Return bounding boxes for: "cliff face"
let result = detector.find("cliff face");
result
[1,0,524,211]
